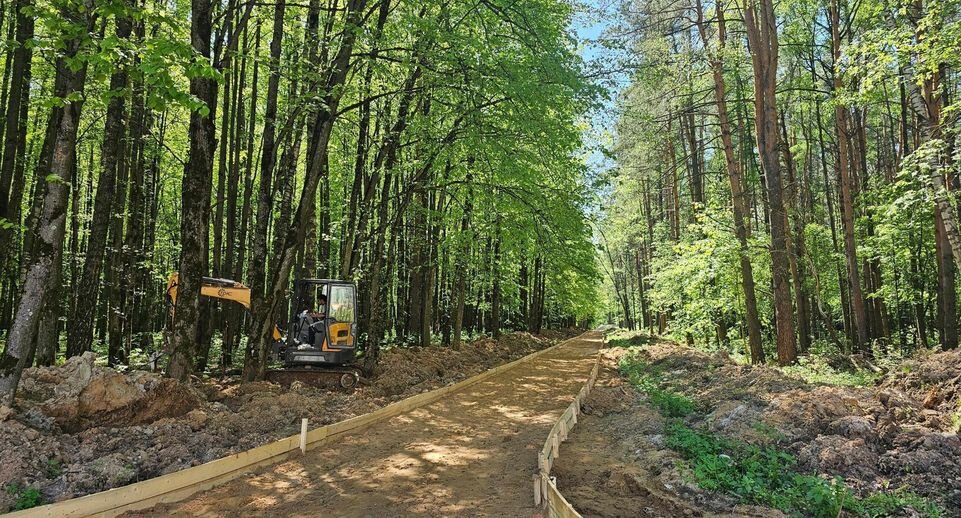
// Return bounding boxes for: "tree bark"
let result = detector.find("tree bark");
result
[694,0,764,363]
[243,0,287,381]
[452,173,473,346]
[166,0,218,381]
[0,0,34,286]
[247,0,368,380]
[0,4,94,403]
[744,0,797,365]
[68,7,133,358]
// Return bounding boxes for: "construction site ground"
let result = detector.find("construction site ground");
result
[125,332,602,517]
[0,329,581,513]
[553,337,961,517]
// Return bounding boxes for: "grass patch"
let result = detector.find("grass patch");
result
[781,357,880,388]
[619,351,696,417]
[5,483,42,511]
[666,423,941,518]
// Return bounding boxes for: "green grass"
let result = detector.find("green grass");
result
[618,350,941,518]
[619,352,695,417]
[5,483,42,510]
[781,357,880,388]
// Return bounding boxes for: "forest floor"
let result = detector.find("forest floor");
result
[0,329,577,513]
[554,334,961,517]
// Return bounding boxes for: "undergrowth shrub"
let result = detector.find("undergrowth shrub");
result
[5,483,42,510]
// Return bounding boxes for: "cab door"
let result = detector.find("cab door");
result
[326,284,356,348]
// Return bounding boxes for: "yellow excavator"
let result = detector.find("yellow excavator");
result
[165,273,362,388]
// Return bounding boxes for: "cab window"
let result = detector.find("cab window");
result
[329,285,355,323]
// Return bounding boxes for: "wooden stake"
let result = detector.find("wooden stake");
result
[533,473,542,505]
[300,418,308,454]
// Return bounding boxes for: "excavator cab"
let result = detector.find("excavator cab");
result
[273,279,358,368]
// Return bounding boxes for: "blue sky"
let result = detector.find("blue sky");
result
[570,1,624,188]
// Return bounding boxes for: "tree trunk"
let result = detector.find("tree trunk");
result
[0,0,34,299]
[166,0,218,381]
[694,0,764,363]
[0,0,33,226]
[68,8,133,358]
[247,0,367,380]
[452,173,472,346]
[744,0,797,365]
[0,6,94,403]
[243,0,287,381]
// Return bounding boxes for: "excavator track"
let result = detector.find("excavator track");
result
[265,366,364,390]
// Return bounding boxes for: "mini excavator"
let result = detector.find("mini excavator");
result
[165,273,363,388]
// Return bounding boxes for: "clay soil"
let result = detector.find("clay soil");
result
[0,329,577,513]
[553,338,961,517]
[125,332,602,517]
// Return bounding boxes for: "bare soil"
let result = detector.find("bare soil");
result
[0,330,577,513]
[124,332,602,517]
[553,339,961,517]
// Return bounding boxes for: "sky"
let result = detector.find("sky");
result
[570,1,627,195]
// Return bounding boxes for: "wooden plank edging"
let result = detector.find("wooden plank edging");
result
[534,332,605,518]
[11,334,583,518]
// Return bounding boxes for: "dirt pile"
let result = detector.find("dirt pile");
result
[554,348,781,518]
[17,352,202,433]
[643,341,961,511]
[0,330,573,512]
[371,331,553,397]
[878,348,961,418]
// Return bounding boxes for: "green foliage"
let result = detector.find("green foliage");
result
[857,490,945,518]
[5,483,42,510]
[666,423,941,518]
[619,352,696,417]
[0,217,18,231]
[780,352,881,388]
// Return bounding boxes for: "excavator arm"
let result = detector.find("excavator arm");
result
[166,273,282,341]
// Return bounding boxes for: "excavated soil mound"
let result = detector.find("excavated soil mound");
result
[554,347,781,518]
[879,348,961,418]
[17,352,203,432]
[0,330,575,513]
[370,331,553,396]
[554,338,961,516]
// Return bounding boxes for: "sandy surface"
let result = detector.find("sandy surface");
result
[127,332,602,517]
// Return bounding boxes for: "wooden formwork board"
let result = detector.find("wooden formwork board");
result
[12,335,582,518]
[544,476,582,518]
[535,342,602,517]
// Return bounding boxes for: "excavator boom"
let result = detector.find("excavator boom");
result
[165,273,281,340]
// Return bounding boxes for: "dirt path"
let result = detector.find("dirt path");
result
[128,332,602,517]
